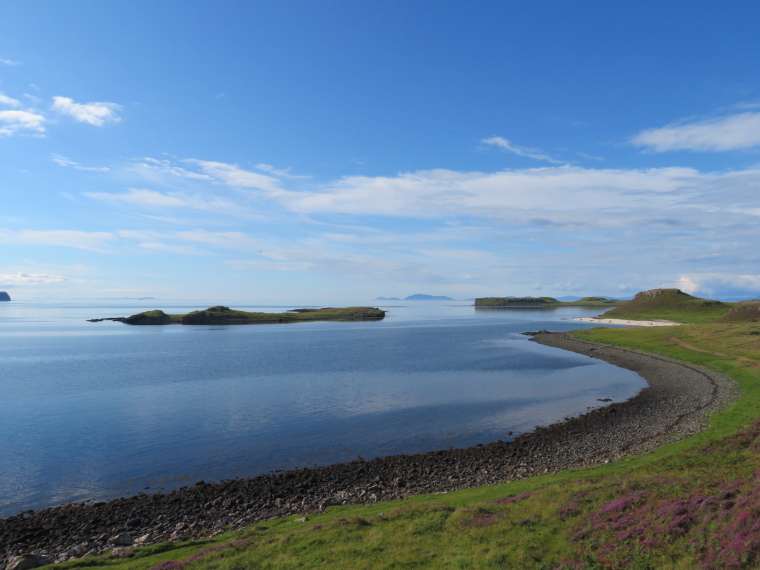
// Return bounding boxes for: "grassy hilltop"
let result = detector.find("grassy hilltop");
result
[600,288,734,324]
[43,290,760,569]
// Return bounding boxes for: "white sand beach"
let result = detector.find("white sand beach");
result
[573,317,681,327]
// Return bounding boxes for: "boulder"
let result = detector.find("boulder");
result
[107,533,133,546]
[6,554,50,570]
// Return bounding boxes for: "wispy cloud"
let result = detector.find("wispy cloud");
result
[52,96,122,126]
[0,93,21,107]
[137,242,213,256]
[135,158,216,182]
[0,229,115,252]
[86,188,252,218]
[73,153,760,297]
[480,136,564,164]
[0,110,45,136]
[0,58,21,66]
[117,229,264,252]
[185,159,283,193]
[0,272,85,286]
[632,111,760,152]
[255,163,310,179]
[52,154,109,172]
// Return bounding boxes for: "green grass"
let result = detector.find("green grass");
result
[601,288,735,324]
[48,323,760,569]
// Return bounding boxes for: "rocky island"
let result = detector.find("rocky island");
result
[0,291,10,302]
[89,305,386,325]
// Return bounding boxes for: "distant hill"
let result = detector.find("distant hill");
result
[0,291,10,302]
[374,297,401,301]
[601,289,731,324]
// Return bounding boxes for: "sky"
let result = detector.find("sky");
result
[2,1,760,302]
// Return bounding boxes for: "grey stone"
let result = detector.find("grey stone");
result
[6,554,50,570]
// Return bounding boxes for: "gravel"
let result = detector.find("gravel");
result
[0,332,737,567]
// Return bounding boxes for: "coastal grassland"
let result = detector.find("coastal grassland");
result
[47,324,760,569]
[600,288,735,324]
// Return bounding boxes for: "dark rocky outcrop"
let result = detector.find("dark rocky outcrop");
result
[0,291,10,302]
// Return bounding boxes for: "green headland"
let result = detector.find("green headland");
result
[600,287,759,324]
[89,305,386,325]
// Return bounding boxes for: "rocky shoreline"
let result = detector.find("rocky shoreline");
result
[0,332,737,568]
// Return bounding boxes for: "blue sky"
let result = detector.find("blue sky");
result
[2,1,760,302]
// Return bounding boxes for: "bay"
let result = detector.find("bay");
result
[0,299,644,517]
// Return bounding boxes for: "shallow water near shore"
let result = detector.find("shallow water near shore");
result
[0,299,644,517]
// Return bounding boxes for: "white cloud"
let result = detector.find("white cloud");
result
[0,272,85,286]
[86,188,246,217]
[0,110,45,136]
[675,275,700,295]
[52,154,109,171]
[77,153,760,297]
[281,165,698,219]
[481,136,564,164]
[255,163,310,179]
[117,229,264,253]
[0,93,20,107]
[0,58,21,65]
[0,229,114,252]
[632,111,760,152]
[51,95,122,126]
[137,242,213,256]
[136,158,215,181]
[185,159,283,193]
[674,274,760,299]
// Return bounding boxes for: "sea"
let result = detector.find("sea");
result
[0,299,645,518]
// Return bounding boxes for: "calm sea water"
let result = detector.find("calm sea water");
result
[0,299,644,517]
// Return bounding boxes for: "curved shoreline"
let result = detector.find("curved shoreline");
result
[0,333,737,565]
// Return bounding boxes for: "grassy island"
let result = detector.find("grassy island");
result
[475,295,622,307]
[89,305,386,325]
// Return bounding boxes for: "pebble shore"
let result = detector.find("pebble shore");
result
[0,332,737,567]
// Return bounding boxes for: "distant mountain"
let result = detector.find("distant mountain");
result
[0,291,10,302]
[374,296,401,301]
[404,294,454,301]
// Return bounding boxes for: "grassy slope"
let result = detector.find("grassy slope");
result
[50,321,760,569]
[601,288,733,324]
